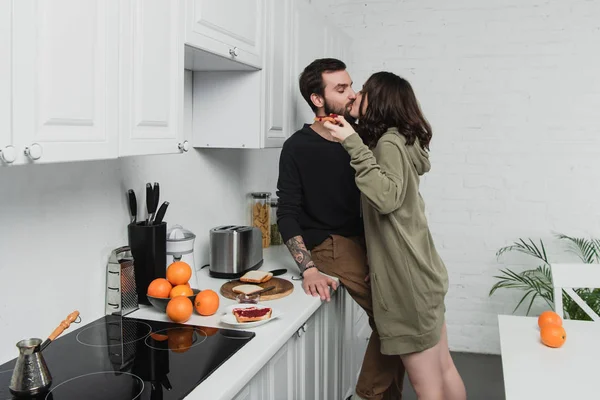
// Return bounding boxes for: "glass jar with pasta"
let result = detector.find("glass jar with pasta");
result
[250,192,271,248]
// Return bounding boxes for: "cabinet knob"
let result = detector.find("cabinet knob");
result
[24,143,43,161]
[178,141,190,152]
[0,145,17,164]
[229,47,239,57]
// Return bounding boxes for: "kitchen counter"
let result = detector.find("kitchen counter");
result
[129,245,337,400]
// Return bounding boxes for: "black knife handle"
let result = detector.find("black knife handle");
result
[153,201,169,225]
[127,189,137,223]
[145,183,153,224]
[153,182,160,215]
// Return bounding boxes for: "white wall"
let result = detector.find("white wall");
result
[0,149,250,363]
[313,0,600,353]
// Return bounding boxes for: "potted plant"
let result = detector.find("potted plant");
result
[489,233,600,320]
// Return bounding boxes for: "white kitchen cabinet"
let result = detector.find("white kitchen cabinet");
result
[290,2,326,132]
[12,0,120,164]
[319,295,342,399]
[191,0,290,149]
[232,287,368,400]
[186,0,264,69]
[232,369,266,400]
[262,0,292,148]
[0,0,14,165]
[265,341,296,399]
[295,312,321,399]
[118,0,187,157]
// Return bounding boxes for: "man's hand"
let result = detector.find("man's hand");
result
[302,268,338,302]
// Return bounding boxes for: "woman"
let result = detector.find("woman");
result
[324,72,466,400]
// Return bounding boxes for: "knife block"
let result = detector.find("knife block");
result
[128,222,167,305]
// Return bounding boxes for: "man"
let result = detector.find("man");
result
[276,58,406,400]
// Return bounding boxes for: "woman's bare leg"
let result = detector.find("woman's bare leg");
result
[400,342,444,400]
[439,323,467,400]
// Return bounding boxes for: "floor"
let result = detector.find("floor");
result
[401,352,505,400]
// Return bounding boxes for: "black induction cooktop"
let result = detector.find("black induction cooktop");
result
[0,315,255,400]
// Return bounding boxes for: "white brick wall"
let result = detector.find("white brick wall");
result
[313,0,600,354]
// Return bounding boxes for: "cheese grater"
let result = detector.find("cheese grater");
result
[106,316,138,372]
[105,246,139,316]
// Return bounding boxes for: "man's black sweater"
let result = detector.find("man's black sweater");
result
[276,124,363,250]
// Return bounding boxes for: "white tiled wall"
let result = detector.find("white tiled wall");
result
[313,0,600,353]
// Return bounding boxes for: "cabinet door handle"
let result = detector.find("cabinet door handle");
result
[229,47,239,57]
[24,143,43,161]
[178,141,190,152]
[0,145,17,164]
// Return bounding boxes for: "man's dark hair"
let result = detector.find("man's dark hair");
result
[299,58,346,113]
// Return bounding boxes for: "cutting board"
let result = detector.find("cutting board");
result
[220,277,294,301]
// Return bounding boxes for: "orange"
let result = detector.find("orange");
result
[166,261,192,286]
[538,310,562,329]
[169,284,194,298]
[147,278,172,298]
[198,327,219,337]
[149,332,168,342]
[166,296,193,323]
[168,327,194,353]
[194,290,220,316]
[540,324,567,348]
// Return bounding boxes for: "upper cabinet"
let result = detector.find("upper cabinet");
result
[186,0,264,69]
[119,0,186,157]
[190,0,352,149]
[0,0,14,165]
[262,0,292,148]
[0,0,352,166]
[191,0,290,149]
[291,1,327,132]
[12,0,120,164]
[2,0,187,166]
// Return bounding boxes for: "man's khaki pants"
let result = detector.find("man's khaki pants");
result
[311,235,406,400]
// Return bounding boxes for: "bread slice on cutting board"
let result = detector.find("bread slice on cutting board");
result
[232,284,264,295]
[240,270,273,283]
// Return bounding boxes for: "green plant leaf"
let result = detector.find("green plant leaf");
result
[489,267,554,314]
[492,234,600,320]
[496,238,550,265]
[555,233,599,264]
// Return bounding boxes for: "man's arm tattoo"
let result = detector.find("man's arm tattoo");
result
[285,236,315,272]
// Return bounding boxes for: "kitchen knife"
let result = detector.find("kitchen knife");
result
[145,183,155,225]
[153,182,160,215]
[127,189,137,224]
[255,286,276,295]
[268,268,287,277]
[153,201,169,225]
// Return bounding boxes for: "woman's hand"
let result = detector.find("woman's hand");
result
[323,115,357,143]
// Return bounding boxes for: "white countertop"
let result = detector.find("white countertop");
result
[498,314,600,399]
[129,245,335,400]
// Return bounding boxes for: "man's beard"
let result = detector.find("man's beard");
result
[324,98,357,125]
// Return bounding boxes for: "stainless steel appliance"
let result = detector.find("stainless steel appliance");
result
[208,225,263,278]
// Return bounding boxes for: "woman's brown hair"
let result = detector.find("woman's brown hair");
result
[357,72,432,150]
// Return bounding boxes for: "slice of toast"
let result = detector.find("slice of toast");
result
[240,270,273,284]
[233,306,272,323]
[232,284,264,295]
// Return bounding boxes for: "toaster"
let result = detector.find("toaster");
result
[209,225,263,278]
